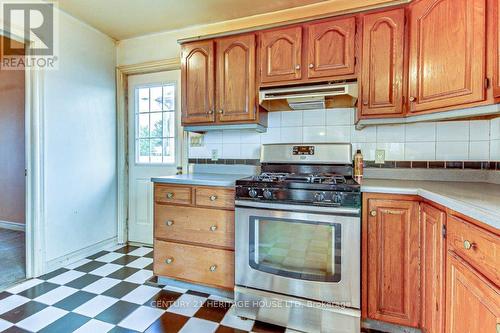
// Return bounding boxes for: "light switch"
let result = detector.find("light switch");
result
[375,149,385,164]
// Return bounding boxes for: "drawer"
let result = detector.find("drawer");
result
[195,187,234,209]
[155,184,193,206]
[447,214,499,286]
[154,240,234,289]
[155,205,234,249]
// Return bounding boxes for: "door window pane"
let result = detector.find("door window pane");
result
[249,216,341,282]
[134,83,176,164]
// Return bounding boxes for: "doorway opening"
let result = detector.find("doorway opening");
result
[0,36,26,289]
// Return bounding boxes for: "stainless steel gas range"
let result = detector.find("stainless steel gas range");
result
[234,143,361,333]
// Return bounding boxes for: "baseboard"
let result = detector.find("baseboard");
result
[0,220,26,232]
[44,237,118,274]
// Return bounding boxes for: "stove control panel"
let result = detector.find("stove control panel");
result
[292,145,315,155]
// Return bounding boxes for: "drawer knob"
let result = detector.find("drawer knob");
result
[463,240,474,250]
[209,195,217,201]
[209,265,217,272]
[165,258,174,264]
[166,192,174,199]
[210,225,217,232]
[295,64,301,70]
[370,210,377,217]
[166,220,174,226]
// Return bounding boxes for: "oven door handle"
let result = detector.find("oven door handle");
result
[235,200,360,216]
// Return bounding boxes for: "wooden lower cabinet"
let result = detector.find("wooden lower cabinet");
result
[153,183,235,290]
[363,194,421,327]
[445,252,499,333]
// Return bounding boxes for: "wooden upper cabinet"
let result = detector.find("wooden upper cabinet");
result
[445,252,499,333]
[408,0,487,113]
[360,9,405,117]
[259,26,302,84]
[216,34,256,122]
[364,197,420,328]
[306,17,356,79]
[420,203,446,333]
[181,40,215,124]
[493,0,500,98]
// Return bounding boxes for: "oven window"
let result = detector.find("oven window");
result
[249,216,341,282]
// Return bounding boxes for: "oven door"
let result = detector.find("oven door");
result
[235,201,360,308]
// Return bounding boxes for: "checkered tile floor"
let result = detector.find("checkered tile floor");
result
[0,245,299,333]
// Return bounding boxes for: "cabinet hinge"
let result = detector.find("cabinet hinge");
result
[485,77,490,89]
[442,224,447,239]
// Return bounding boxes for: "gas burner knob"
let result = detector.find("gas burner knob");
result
[314,192,325,202]
[263,189,273,200]
[248,188,258,198]
[333,193,343,204]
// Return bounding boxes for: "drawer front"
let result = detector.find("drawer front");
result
[155,205,234,249]
[155,184,193,206]
[154,240,234,289]
[447,214,499,286]
[195,187,234,209]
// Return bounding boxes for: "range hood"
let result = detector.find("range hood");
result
[259,82,358,111]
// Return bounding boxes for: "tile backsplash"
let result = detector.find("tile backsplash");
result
[188,108,500,161]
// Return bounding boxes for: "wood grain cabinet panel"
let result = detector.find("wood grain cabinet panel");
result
[420,203,446,333]
[493,0,500,98]
[306,17,356,79]
[195,187,235,209]
[181,40,215,124]
[360,9,405,117]
[216,34,256,122]
[364,197,420,327]
[408,0,487,113]
[445,252,500,333]
[259,26,302,84]
[154,184,193,206]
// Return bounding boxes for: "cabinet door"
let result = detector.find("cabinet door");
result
[259,26,302,84]
[306,17,356,79]
[408,0,486,113]
[445,252,499,333]
[360,9,405,117]
[365,198,420,327]
[421,203,446,333]
[493,0,500,98]
[216,34,256,122]
[181,40,215,124]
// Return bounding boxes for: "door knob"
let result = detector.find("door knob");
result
[209,195,217,201]
[166,220,174,226]
[370,210,377,217]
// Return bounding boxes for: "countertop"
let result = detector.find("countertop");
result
[151,173,249,187]
[361,179,500,230]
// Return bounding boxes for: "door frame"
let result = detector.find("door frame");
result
[1,25,46,278]
[116,58,186,244]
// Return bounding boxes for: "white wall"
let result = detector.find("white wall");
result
[43,13,117,265]
[189,108,500,161]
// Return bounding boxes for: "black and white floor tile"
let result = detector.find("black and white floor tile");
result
[0,245,384,333]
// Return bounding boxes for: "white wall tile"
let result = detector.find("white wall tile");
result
[326,126,351,143]
[355,143,376,160]
[260,127,281,144]
[405,142,436,160]
[326,108,352,126]
[222,143,241,158]
[241,130,261,144]
[436,142,469,160]
[240,143,261,159]
[376,125,405,143]
[188,146,209,158]
[405,123,436,142]
[267,112,282,128]
[469,120,490,141]
[351,126,376,143]
[281,111,303,127]
[469,141,490,160]
[490,140,500,160]
[204,130,222,144]
[222,130,241,144]
[377,143,405,160]
[303,109,326,126]
[491,118,500,140]
[303,126,326,142]
[280,127,303,143]
[436,121,470,142]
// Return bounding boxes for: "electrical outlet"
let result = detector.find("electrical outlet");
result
[211,149,219,161]
[189,134,204,147]
[375,149,385,164]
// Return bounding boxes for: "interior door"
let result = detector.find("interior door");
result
[128,70,182,245]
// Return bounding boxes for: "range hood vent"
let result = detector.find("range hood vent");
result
[259,82,358,111]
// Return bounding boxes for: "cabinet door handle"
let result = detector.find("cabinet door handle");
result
[209,195,217,201]
[210,225,217,232]
[308,63,314,69]
[363,100,369,106]
[209,265,217,272]
[370,210,377,217]
[409,96,416,102]
[165,258,174,264]
[208,109,214,114]
[166,220,174,226]
[218,109,224,114]
[295,64,301,70]
[166,192,174,199]
[463,240,474,250]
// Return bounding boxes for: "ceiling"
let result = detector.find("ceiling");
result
[57,0,330,40]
